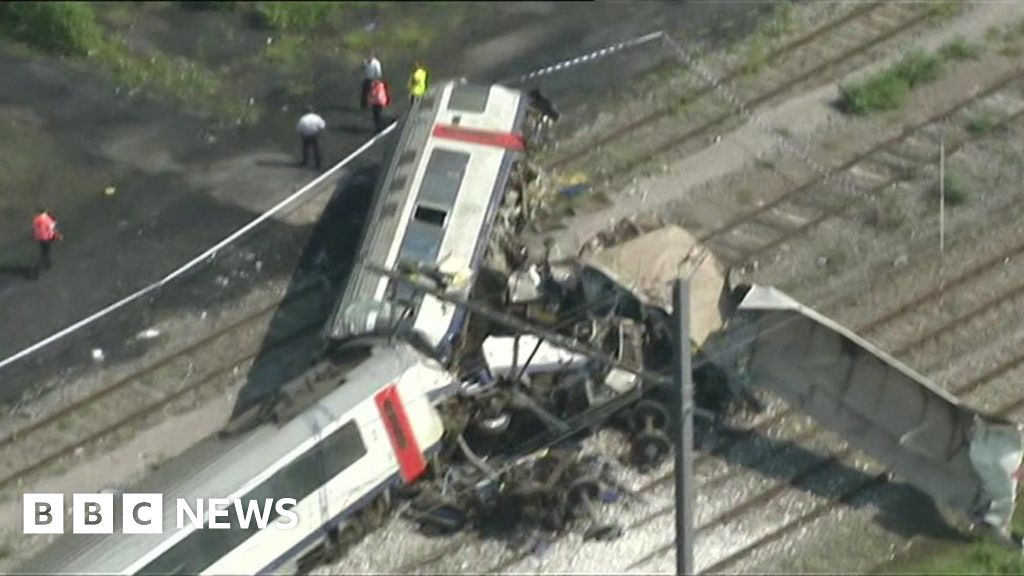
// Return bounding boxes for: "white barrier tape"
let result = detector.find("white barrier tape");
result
[0,122,397,374]
[503,30,664,84]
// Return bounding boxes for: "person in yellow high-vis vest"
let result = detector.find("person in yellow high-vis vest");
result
[408,62,428,106]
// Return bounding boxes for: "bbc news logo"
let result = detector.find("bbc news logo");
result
[23,494,298,534]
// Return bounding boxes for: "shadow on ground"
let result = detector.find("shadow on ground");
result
[230,156,385,419]
[708,424,967,542]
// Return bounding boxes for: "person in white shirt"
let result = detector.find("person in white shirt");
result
[361,51,382,110]
[296,105,327,170]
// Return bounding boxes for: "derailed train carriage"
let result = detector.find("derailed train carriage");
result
[326,79,530,363]
[18,344,454,575]
[17,80,537,575]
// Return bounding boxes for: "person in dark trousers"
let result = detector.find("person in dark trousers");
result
[32,207,62,277]
[368,79,391,133]
[296,105,327,170]
[361,51,382,110]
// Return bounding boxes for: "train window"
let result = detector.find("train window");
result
[448,83,489,113]
[137,422,366,575]
[397,219,443,264]
[414,205,447,227]
[419,149,468,209]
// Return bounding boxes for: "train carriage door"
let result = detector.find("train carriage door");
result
[374,384,428,482]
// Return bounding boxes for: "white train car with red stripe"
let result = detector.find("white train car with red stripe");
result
[326,79,528,363]
[18,343,454,575]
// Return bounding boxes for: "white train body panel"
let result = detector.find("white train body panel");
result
[327,80,528,362]
[18,344,453,575]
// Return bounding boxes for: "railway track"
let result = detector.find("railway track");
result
[696,69,1024,264]
[547,2,947,188]
[0,273,334,493]
[546,2,883,170]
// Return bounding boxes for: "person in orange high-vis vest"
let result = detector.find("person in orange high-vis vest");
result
[33,208,62,276]
[368,78,391,134]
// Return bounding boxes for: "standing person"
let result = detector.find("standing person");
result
[368,78,391,133]
[361,51,382,110]
[408,61,428,106]
[296,105,327,170]
[32,207,62,276]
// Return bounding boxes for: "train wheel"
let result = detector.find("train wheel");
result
[632,430,672,468]
[631,399,669,432]
[336,516,366,550]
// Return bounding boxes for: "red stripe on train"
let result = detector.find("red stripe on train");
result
[432,124,525,150]
[374,384,427,483]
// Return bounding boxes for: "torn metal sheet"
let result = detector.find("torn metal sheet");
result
[735,284,1024,535]
[482,335,589,378]
[580,225,728,346]
[508,265,544,304]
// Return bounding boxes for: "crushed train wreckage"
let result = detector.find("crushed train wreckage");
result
[253,79,1024,558]
[358,218,1024,549]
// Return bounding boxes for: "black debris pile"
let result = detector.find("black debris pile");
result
[402,447,626,542]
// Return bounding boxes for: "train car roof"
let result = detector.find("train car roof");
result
[325,80,526,346]
[17,343,441,574]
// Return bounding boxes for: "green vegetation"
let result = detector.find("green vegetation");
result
[939,36,981,61]
[251,2,337,32]
[889,513,1024,574]
[890,48,943,87]
[0,1,102,56]
[966,110,996,134]
[740,1,794,75]
[906,540,1024,574]
[942,169,969,207]
[925,0,962,21]
[839,48,944,115]
[0,1,256,123]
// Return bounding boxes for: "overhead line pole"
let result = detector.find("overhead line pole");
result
[673,279,695,576]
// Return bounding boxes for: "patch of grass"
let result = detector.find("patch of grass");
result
[890,48,942,87]
[0,1,103,56]
[838,48,942,115]
[938,36,981,61]
[925,1,961,21]
[392,20,434,52]
[741,33,768,75]
[263,34,307,68]
[838,73,908,115]
[966,110,996,135]
[341,28,373,61]
[892,512,1024,574]
[867,188,908,231]
[739,1,793,75]
[942,169,969,207]
[251,2,334,32]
